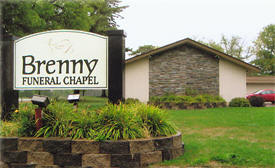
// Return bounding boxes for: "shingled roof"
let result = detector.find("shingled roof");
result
[126,38,260,72]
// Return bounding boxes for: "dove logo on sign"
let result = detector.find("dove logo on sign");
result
[49,39,74,55]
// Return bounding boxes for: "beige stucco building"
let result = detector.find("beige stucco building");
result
[246,76,275,94]
[124,38,260,103]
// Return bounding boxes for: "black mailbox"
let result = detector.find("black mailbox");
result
[67,94,80,103]
[31,95,50,107]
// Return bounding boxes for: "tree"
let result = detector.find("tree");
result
[130,45,158,56]
[202,40,225,53]
[1,0,127,37]
[201,35,252,60]
[251,24,275,75]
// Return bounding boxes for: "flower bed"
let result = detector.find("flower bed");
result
[0,132,183,168]
[3,102,177,140]
[0,102,183,167]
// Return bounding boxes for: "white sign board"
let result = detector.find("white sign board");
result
[14,30,108,90]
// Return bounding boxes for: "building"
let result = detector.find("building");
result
[124,38,260,103]
[246,76,275,94]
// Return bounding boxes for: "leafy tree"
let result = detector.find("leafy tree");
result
[202,40,225,52]
[1,0,127,37]
[251,24,275,75]
[130,45,158,56]
[201,35,252,60]
[220,35,252,60]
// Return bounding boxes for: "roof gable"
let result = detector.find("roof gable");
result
[126,38,260,72]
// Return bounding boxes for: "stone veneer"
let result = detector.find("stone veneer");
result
[149,45,219,96]
[0,132,183,168]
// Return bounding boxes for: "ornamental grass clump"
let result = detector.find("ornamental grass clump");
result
[35,101,75,138]
[135,103,177,137]
[90,103,144,141]
[2,101,177,140]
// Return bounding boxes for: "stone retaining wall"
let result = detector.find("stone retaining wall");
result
[0,133,183,168]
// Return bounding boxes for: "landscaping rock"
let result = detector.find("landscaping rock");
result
[43,139,71,154]
[19,138,43,152]
[0,137,18,152]
[35,165,60,168]
[153,136,173,150]
[177,103,187,109]
[129,139,155,154]
[9,163,36,168]
[2,151,27,163]
[1,134,183,167]
[111,154,140,168]
[60,166,93,168]
[72,140,99,154]
[172,133,182,148]
[27,152,53,165]
[0,161,9,168]
[100,141,130,154]
[54,153,82,166]
[140,151,162,166]
[82,154,111,168]
[162,147,182,161]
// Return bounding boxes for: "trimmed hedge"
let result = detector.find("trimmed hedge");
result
[229,98,250,107]
[249,96,265,107]
[149,94,226,109]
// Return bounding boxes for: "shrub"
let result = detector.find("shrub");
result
[213,96,226,104]
[194,95,207,104]
[185,88,199,96]
[149,94,226,108]
[12,103,36,137]
[202,94,216,103]
[149,96,161,105]
[160,94,177,103]
[179,95,195,105]
[124,98,141,104]
[249,96,265,107]
[229,98,250,107]
[0,121,18,136]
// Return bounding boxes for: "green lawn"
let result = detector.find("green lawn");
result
[152,107,275,167]
[3,97,275,167]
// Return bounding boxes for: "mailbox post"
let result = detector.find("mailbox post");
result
[31,95,50,131]
[67,94,80,110]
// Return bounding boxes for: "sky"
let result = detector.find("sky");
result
[116,0,275,52]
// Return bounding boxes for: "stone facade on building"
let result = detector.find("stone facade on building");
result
[149,45,219,96]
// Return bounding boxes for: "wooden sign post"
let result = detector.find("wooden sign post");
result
[1,34,19,120]
[107,30,126,104]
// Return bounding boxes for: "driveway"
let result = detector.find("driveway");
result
[264,102,275,107]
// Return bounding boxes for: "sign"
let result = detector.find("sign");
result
[14,29,108,90]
